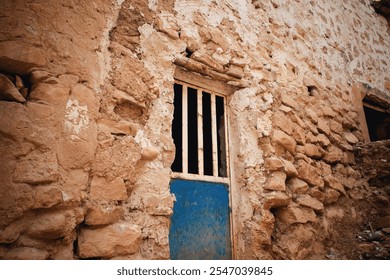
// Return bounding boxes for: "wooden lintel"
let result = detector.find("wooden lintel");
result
[175,67,240,95]
[174,58,240,94]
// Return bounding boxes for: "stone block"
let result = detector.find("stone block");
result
[317,118,330,135]
[319,162,332,175]
[29,83,70,106]
[305,108,318,124]
[112,88,146,108]
[296,160,324,188]
[321,106,337,118]
[292,125,306,145]
[282,159,298,177]
[57,137,97,170]
[141,147,159,161]
[53,243,74,260]
[344,131,359,144]
[209,27,231,52]
[264,171,287,191]
[155,13,180,39]
[324,175,346,195]
[263,192,291,210]
[180,25,202,52]
[226,64,244,79]
[272,111,294,135]
[0,223,21,244]
[323,189,340,205]
[0,41,46,74]
[272,129,297,153]
[0,74,26,103]
[260,143,276,157]
[26,210,76,239]
[191,50,225,73]
[287,178,309,194]
[3,247,49,260]
[304,143,322,159]
[330,120,343,135]
[78,223,142,258]
[281,93,300,110]
[309,133,330,147]
[109,44,156,106]
[278,204,317,224]
[90,177,128,202]
[58,74,80,87]
[85,205,125,226]
[30,70,52,84]
[323,145,344,164]
[308,187,325,202]
[211,51,231,65]
[97,118,138,137]
[33,185,63,209]
[296,195,324,212]
[13,151,59,185]
[305,119,319,135]
[264,157,284,171]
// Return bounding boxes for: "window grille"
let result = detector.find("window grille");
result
[172,81,229,183]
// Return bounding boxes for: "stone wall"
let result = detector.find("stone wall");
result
[0,0,389,259]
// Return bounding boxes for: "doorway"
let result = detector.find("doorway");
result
[169,80,232,260]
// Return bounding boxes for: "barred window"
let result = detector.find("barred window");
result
[172,81,229,182]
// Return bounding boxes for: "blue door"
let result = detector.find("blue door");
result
[169,179,232,260]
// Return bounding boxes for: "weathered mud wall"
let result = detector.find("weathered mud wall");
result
[0,0,389,259]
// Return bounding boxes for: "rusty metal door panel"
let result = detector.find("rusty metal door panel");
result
[169,179,231,260]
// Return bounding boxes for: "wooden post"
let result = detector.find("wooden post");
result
[182,85,188,174]
[211,94,218,177]
[197,89,204,176]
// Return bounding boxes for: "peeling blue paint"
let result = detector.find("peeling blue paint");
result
[169,179,231,260]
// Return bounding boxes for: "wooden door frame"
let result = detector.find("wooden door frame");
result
[171,68,238,259]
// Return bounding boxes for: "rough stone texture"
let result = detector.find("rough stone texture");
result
[0,74,26,102]
[3,247,49,260]
[296,195,324,212]
[0,0,389,260]
[85,205,125,226]
[277,204,317,224]
[33,185,63,209]
[0,41,46,74]
[264,171,287,191]
[272,129,297,153]
[78,223,142,258]
[287,178,309,194]
[26,210,78,240]
[90,177,128,202]
[296,160,324,188]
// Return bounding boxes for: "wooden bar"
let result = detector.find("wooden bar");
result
[211,94,218,177]
[182,85,188,174]
[223,96,230,178]
[197,89,204,176]
[171,172,229,184]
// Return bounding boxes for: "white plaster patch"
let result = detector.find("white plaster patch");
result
[64,99,89,135]
[259,92,274,112]
[240,128,264,168]
[138,23,155,42]
[148,0,158,11]
[134,129,152,148]
[230,87,257,112]
[174,0,212,21]
[61,191,71,202]
[256,111,273,137]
